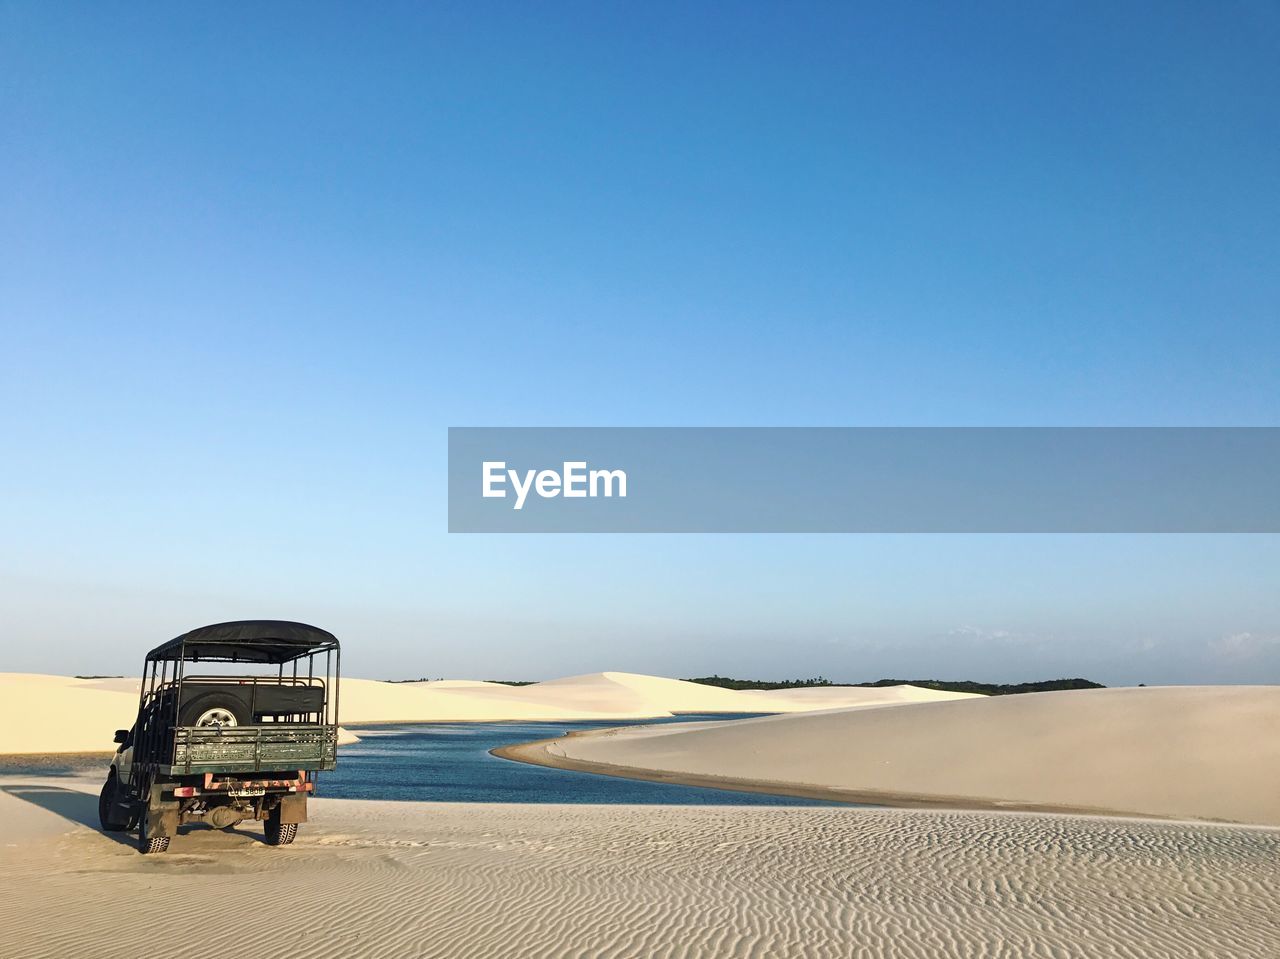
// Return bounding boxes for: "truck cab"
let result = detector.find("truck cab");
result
[98,620,341,854]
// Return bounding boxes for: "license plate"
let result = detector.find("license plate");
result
[228,786,265,797]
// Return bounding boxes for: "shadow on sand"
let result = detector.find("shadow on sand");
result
[2,783,138,850]
[1,784,272,852]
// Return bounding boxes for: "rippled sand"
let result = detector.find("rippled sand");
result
[2,776,1277,958]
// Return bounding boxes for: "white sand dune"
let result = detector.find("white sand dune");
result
[1,774,1277,959]
[739,683,975,708]
[0,671,976,755]
[73,677,145,694]
[517,685,1280,826]
[0,674,147,754]
[419,679,509,689]
[0,674,353,752]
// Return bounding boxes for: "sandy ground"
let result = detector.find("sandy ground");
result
[507,686,1280,826]
[0,671,976,754]
[1,775,1276,959]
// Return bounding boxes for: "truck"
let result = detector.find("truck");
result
[97,620,341,854]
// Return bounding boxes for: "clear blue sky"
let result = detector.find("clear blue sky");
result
[2,3,1278,684]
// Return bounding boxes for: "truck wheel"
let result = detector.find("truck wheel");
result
[178,694,249,728]
[138,816,169,855]
[264,807,297,846]
[140,835,170,854]
[98,774,129,832]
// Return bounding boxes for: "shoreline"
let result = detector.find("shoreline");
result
[0,711,772,760]
[495,687,1280,828]
[335,709,770,728]
[492,731,1246,826]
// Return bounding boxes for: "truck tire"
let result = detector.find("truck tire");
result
[264,807,297,846]
[98,774,129,832]
[138,816,169,854]
[178,693,250,728]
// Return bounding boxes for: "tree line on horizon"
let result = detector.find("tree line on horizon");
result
[683,675,1106,696]
[380,675,1108,695]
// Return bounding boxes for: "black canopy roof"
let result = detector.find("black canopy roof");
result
[146,620,340,664]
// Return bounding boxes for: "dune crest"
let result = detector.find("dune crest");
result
[517,685,1280,825]
[0,671,976,755]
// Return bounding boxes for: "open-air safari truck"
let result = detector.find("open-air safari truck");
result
[98,620,340,854]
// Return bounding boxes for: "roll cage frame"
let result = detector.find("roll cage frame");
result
[127,621,341,796]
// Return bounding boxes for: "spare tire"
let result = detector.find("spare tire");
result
[178,693,250,728]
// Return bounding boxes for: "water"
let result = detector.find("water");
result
[323,714,843,805]
[0,715,846,806]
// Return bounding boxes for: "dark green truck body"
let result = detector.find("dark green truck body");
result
[101,620,342,854]
[163,724,339,776]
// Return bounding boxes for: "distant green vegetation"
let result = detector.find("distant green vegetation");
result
[383,675,1105,695]
[856,677,1104,695]
[684,675,839,691]
[684,675,1105,696]
[385,678,537,685]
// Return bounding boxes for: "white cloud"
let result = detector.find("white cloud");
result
[947,625,1014,643]
[1209,632,1280,661]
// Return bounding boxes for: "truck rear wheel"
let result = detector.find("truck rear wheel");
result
[140,835,170,854]
[98,774,129,832]
[264,807,297,846]
[138,816,169,854]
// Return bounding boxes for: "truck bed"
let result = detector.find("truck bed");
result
[161,724,338,775]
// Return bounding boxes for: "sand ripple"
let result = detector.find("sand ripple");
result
[1,780,1277,958]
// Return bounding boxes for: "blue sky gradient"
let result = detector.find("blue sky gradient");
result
[2,3,1278,682]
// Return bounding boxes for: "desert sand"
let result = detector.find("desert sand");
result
[507,685,1280,826]
[0,671,976,754]
[3,679,1277,956]
[1,774,1277,959]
